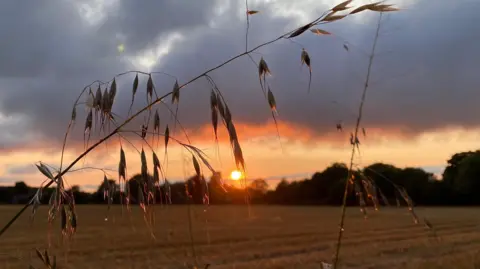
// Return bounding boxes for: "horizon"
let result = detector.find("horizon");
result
[0,161,448,193]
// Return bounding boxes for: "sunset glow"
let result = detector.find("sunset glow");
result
[230,170,243,181]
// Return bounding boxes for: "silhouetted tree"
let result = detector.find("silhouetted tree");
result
[13,181,29,194]
[208,172,229,204]
[451,151,480,204]
[69,185,91,204]
[248,178,268,203]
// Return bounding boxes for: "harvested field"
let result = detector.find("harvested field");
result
[1,206,480,268]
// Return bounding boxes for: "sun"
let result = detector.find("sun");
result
[230,170,243,181]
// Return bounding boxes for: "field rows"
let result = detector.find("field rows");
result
[1,206,480,268]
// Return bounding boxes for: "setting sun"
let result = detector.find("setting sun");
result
[230,170,243,181]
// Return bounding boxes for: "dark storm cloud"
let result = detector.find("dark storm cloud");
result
[0,0,479,151]
[0,0,220,150]
[149,0,480,138]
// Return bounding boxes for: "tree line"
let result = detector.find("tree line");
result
[2,150,480,206]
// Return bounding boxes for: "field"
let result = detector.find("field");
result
[1,206,480,269]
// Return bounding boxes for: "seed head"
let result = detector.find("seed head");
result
[94,86,102,110]
[310,28,331,35]
[350,3,376,14]
[288,23,314,38]
[103,175,109,200]
[233,139,245,170]
[210,89,217,109]
[172,80,180,104]
[192,155,201,176]
[267,87,277,114]
[165,125,170,148]
[301,49,311,70]
[141,148,148,179]
[109,78,117,106]
[86,88,94,109]
[217,95,226,120]
[258,57,271,78]
[71,106,77,122]
[332,0,353,12]
[153,152,161,169]
[133,73,139,96]
[224,105,232,125]
[119,146,126,180]
[211,107,218,139]
[336,122,343,131]
[368,3,399,12]
[154,109,160,132]
[36,163,54,180]
[141,124,147,139]
[322,12,347,22]
[153,167,160,184]
[227,121,238,144]
[85,110,93,133]
[61,206,67,233]
[102,87,110,113]
[120,147,126,167]
[147,74,154,102]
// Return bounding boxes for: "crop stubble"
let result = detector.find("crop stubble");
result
[1,206,479,269]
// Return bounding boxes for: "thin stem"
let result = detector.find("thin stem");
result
[245,0,250,52]
[116,132,141,154]
[158,99,192,144]
[116,70,177,81]
[332,12,383,269]
[68,167,116,174]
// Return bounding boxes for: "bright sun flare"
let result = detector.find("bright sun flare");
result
[230,170,242,181]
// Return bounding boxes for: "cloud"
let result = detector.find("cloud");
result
[0,177,15,184]
[0,0,478,160]
[6,164,37,175]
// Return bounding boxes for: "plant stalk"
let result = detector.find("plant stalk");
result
[332,12,383,269]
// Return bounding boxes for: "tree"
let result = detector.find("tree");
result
[442,150,479,188]
[398,168,433,205]
[363,163,402,200]
[69,185,81,193]
[186,175,208,204]
[93,178,119,204]
[451,152,480,204]
[248,178,268,203]
[208,172,229,204]
[13,181,29,195]
[320,163,349,205]
[249,178,268,194]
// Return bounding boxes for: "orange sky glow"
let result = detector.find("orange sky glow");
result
[1,120,479,192]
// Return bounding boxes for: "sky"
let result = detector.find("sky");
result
[0,0,479,192]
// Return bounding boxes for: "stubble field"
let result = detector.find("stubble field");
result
[1,205,480,269]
